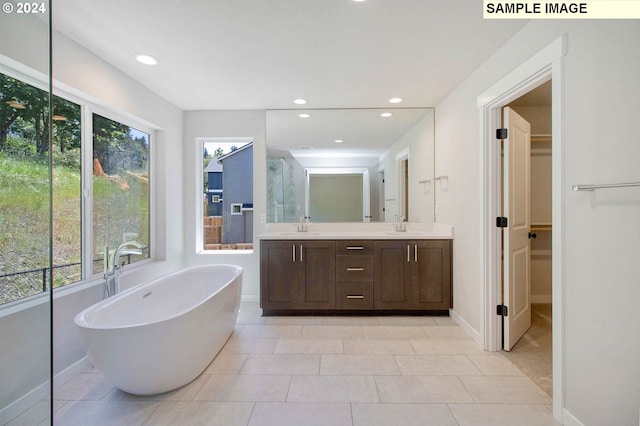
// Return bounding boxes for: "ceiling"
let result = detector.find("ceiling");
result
[52,0,527,111]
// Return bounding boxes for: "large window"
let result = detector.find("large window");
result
[92,114,150,273]
[0,69,151,306]
[200,138,253,251]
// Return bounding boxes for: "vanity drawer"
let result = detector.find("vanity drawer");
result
[336,240,374,256]
[336,255,373,282]
[336,283,374,310]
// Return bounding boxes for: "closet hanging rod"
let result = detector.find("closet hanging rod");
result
[572,182,640,191]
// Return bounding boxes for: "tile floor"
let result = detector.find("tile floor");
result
[9,303,561,425]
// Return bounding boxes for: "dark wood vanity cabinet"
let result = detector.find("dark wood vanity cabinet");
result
[261,238,451,314]
[335,241,374,310]
[260,240,335,312]
[410,240,452,310]
[373,240,452,311]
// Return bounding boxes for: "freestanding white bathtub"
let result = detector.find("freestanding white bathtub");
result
[74,264,242,395]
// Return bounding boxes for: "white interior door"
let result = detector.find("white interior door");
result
[503,107,532,350]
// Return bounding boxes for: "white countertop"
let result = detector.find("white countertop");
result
[257,223,453,240]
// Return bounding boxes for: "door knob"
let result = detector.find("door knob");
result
[528,232,537,239]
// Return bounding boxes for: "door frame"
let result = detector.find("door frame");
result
[477,35,566,420]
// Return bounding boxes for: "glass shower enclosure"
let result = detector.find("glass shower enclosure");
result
[0,3,53,425]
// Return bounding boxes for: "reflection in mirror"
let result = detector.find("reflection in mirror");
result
[266,108,435,223]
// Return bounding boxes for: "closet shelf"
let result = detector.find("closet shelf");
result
[531,224,552,231]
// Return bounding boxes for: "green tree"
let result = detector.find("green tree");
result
[0,73,50,155]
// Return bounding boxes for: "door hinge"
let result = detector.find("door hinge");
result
[496,217,508,228]
[496,128,508,140]
[497,305,508,316]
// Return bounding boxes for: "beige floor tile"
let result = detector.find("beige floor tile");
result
[376,316,439,326]
[394,354,482,376]
[194,374,290,402]
[434,316,458,325]
[248,402,352,426]
[266,316,324,325]
[375,376,474,403]
[103,373,208,402]
[54,372,115,401]
[143,401,254,425]
[319,316,381,326]
[287,375,379,403]
[423,325,470,338]
[240,354,320,375]
[53,400,158,425]
[301,325,364,338]
[467,354,525,376]
[352,403,458,426]
[320,354,400,375]
[343,338,415,355]
[448,403,562,425]
[220,336,277,354]
[459,376,552,404]
[363,325,428,338]
[274,338,343,354]
[204,353,248,374]
[239,325,302,338]
[409,337,485,354]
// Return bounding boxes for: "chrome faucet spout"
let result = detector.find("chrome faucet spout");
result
[104,241,145,296]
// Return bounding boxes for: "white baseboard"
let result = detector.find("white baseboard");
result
[562,408,585,426]
[54,356,93,389]
[0,356,92,425]
[531,295,552,304]
[449,309,483,347]
[0,381,49,426]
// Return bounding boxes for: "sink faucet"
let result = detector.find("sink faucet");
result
[297,216,310,232]
[103,241,145,296]
[395,215,406,232]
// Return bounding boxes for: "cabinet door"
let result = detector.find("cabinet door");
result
[298,240,336,309]
[411,240,452,310]
[260,240,300,310]
[374,240,411,309]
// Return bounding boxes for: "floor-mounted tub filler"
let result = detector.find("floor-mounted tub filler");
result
[74,264,242,395]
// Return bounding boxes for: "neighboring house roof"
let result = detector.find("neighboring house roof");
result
[204,160,223,173]
[217,142,253,163]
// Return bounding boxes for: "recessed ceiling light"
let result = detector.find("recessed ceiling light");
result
[298,113,311,118]
[334,139,344,143]
[353,0,367,2]
[293,98,307,105]
[380,112,393,118]
[136,54,158,65]
[389,97,403,104]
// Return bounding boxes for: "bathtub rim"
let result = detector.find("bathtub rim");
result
[74,264,242,330]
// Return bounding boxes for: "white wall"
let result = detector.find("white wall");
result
[435,21,640,425]
[183,111,267,299]
[379,111,435,223]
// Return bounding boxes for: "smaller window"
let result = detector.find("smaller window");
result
[212,195,220,202]
[230,203,243,215]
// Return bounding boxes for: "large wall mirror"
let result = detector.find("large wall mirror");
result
[266,108,435,223]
